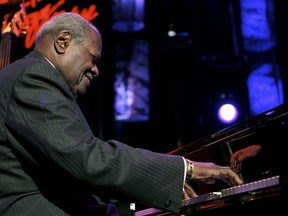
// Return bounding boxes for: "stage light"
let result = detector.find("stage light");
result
[217,103,238,124]
[110,0,145,32]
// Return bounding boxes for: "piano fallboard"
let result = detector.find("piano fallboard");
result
[135,175,285,216]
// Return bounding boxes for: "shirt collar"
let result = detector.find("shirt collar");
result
[44,57,56,68]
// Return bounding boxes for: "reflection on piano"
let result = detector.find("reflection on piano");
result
[135,103,288,215]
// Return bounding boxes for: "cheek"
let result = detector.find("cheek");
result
[65,72,79,85]
[62,70,82,95]
[76,77,90,96]
[67,62,83,84]
[62,57,81,82]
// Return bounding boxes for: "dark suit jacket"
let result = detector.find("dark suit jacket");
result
[0,51,185,215]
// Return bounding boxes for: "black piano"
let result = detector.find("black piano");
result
[135,103,288,215]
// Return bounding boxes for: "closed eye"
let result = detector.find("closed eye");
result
[91,54,100,66]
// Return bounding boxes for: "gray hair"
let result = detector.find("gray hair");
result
[35,12,101,45]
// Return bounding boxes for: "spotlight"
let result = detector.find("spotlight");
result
[217,103,238,124]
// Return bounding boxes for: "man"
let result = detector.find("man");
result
[0,12,243,215]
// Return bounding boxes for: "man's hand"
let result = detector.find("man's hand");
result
[188,161,244,187]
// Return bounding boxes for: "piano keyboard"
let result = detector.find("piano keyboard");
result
[135,175,280,216]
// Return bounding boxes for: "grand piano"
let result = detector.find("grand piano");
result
[135,102,288,215]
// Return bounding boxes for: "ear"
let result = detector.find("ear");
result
[54,31,72,54]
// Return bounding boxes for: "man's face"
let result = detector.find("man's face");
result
[61,30,102,98]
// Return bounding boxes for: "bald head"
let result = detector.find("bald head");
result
[35,12,101,50]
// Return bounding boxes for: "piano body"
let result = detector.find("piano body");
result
[135,103,288,215]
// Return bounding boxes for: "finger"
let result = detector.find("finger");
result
[224,171,244,186]
[200,178,216,184]
[212,168,243,186]
[183,183,198,199]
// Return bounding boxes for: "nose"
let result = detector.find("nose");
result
[91,66,99,77]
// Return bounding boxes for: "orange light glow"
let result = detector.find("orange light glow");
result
[3,0,100,49]
[0,0,8,4]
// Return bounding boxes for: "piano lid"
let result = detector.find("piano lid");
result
[168,102,288,157]
[167,102,288,185]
